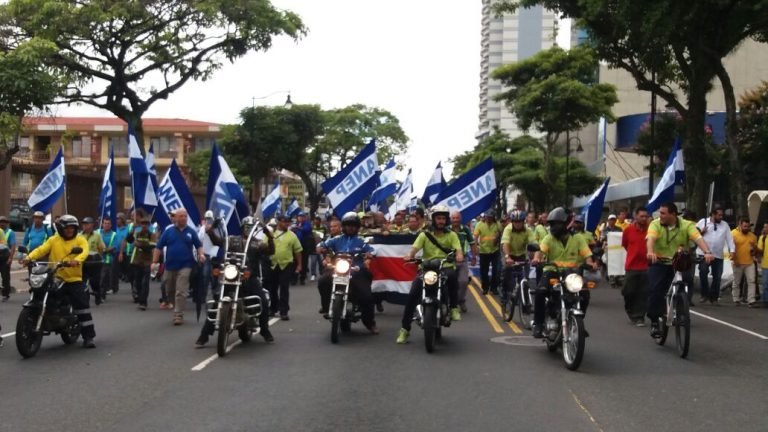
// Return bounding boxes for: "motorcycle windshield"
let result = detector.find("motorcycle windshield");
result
[31,264,49,275]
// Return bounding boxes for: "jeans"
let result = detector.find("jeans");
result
[762,268,768,303]
[0,258,11,297]
[698,258,724,301]
[317,268,376,328]
[456,261,469,305]
[647,263,674,321]
[308,254,321,277]
[622,270,648,321]
[82,262,102,301]
[479,251,500,293]
[99,261,116,299]
[401,269,458,331]
[132,264,151,306]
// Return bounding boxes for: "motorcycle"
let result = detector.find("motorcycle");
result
[408,251,455,353]
[531,245,601,371]
[15,246,85,358]
[206,223,268,357]
[327,252,366,344]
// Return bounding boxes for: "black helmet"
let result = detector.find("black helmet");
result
[241,216,256,234]
[341,211,361,227]
[56,214,79,238]
[547,207,569,224]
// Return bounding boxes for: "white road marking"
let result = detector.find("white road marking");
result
[11,270,26,274]
[191,317,280,371]
[1,332,16,338]
[691,310,768,340]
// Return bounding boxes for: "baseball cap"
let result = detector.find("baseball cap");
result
[0,216,8,223]
[204,210,214,219]
[277,214,291,221]
[33,211,44,218]
[82,217,95,224]
[608,214,617,220]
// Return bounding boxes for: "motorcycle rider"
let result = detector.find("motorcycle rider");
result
[316,212,379,334]
[21,214,97,348]
[195,216,275,347]
[530,207,598,339]
[396,205,464,344]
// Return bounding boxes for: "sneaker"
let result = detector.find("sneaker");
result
[311,275,316,281]
[734,300,742,306]
[699,296,707,304]
[318,306,327,314]
[1,296,9,302]
[0,336,4,347]
[280,314,289,321]
[650,322,661,338]
[396,328,410,344]
[82,338,96,349]
[159,302,169,310]
[260,329,275,343]
[450,307,462,321]
[482,288,489,295]
[366,324,380,335]
[173,315,183,326]
[460,302,468,313]
[138,305,147,311]
[195,336,208,348]
[748,302,759,308]
[710,299,720,306]
[532,324,543,339]
[634,319,646,327]
[376,302,384,313]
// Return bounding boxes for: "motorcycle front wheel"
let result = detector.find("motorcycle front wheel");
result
[16,308,43,358]
[330,296,344,344]
[562,314,585,371]
[423,304,437,353]
[217,303,232,357]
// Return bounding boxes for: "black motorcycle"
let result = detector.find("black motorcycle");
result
[207,224,268,357]
[409,252,455,353]
[15,246,85,358]
[327,252,366,344]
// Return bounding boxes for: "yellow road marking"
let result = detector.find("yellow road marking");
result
[569,388,604,432]
[470,276,523,334]
[468,281,504,333]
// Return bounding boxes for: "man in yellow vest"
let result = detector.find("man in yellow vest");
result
[0,215,18,302]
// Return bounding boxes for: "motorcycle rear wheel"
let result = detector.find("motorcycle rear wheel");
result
[423,304,437,353]
[16,308,43,358]
[330,296,344,344]
[563,314,585,371]
[217,303,232,357]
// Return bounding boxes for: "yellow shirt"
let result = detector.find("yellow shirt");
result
[27,234,90,282]
[731,229,756,266]
[474,221,500,254]
[615,219,630,231]
[270,229,303,270]
[757,235,768,268]
[539,233,591,269]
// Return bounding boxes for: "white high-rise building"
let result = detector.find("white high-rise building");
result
[477,0,559,141]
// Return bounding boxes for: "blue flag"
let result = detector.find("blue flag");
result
[28,147,66,213]
[322,139,379,216]
[98,146,117,227]
[286,197,301,218]
[146,142,159,199]
[580,177,610,232]
[261,181,281,220]
[128,127,158,213]
[157,159,200,230]
[369,159,397,209]
[421,161,446,206]
[206,143,250,235]
[647,139,685,214]
[434,158,497,224]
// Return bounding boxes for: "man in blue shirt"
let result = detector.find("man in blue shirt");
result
[23,211,53,254]
[98,218,119,302]
[152,208,205,325]
[316,212,378,334]
[291,212,313,285]
[115,212,131,284]
[0,215,17,301]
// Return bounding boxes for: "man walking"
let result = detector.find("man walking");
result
[621,207,649,325]
[268,215,302,320]
[731,217,758,307]
[99,218,118,303]
[474,212,501,295]
[152,208,205,325]
[600,214,625,290]
[0,215,17,302]
[451,210,477,312]
[22,211,53,256]
[696,207,734,305]
[127,216,157,310]
[757,223,768,306]
[81,217,105,305]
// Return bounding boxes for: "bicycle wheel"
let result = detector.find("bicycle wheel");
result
[674,293,690,358]
[516,280,532,330]
[502,288,515,322]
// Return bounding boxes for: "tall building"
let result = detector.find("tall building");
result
[477,0,559,140]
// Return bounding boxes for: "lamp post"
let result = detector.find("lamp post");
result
[649,70,657,196]
[565,131,584,207]
[251,90,292,109]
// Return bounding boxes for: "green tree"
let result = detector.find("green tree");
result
[491,46,617,197]
[737,82,768,193]
[1,0,305,148]
[494,0,768,214]
[0,37,64,169]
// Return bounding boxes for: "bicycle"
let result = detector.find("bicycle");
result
[653,251,695,358]
[501,261,533,330]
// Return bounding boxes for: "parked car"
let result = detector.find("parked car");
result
[9,203,32,231]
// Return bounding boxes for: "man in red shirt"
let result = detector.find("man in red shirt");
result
[621,206,650,326]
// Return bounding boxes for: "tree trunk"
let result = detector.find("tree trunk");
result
[714,60,747,215]
[684,82,711,217]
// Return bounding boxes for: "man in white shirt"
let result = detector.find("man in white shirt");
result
[198,210,225,299]
[696,207,735,304]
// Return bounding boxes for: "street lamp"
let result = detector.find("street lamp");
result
[564,131,584,207]
[251,90,292,109]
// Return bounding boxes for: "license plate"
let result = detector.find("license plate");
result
[333,277,349,286]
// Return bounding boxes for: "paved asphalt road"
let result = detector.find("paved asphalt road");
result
[0,271,766,432]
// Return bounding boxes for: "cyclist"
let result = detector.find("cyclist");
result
[646,202,713,337]
[501,210,536,310]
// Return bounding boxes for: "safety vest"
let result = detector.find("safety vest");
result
[100,230,116,264]
[0,228,11,250]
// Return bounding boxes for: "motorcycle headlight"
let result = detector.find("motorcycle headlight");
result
[564,273,584,293]
[335,260,351,274]
[223,265,239,281]
[29,273,47,289]
[423,270,438,286]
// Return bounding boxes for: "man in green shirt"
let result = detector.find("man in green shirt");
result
[396,205,464,344]
[451,210,478,312]
[269,215,303,320]
[501,210,536,308]
[80,217,105,305]
[645,202,712,337]
[474,213,501,295]
[531,207,599,338]
[534,212,549,242]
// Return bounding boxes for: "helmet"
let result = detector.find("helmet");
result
[508,210,526,222]
[341,212,361,227]
[241,216,256,234]
[56,214,79,237]
[573,214,585,224]
[430,204,450,222]
[547,207,570,224]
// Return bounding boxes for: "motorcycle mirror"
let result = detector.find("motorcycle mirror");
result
[18,246,28,254]
[70,247,83,255]
[527,244,540,252]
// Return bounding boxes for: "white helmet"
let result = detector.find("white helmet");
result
[430,204,450,223]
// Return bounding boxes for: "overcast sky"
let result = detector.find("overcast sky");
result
[55,0,485,195]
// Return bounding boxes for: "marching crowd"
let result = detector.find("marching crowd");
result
[0,200,766,349]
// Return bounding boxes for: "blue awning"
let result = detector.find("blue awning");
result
[615,111,726,151]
